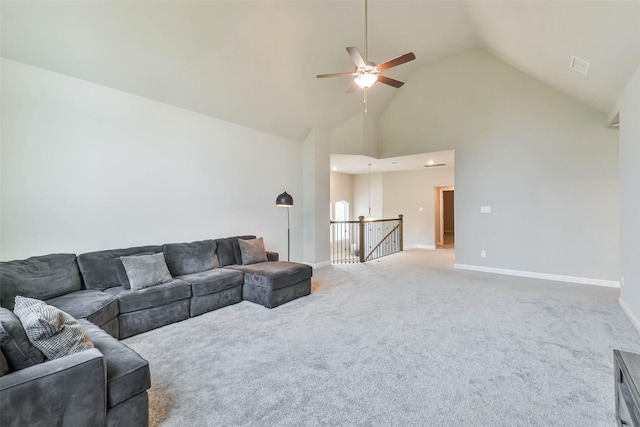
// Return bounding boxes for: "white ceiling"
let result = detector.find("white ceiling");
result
[2,1,639,142]
[332,150,455,175]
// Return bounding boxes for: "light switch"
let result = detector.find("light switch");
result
[480,206,491,213]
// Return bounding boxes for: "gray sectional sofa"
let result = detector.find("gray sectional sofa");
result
[0,235,312,427]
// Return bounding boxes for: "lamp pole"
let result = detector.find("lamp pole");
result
[276,191,294,262]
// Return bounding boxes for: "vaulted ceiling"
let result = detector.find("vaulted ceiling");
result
[2,1,639,142]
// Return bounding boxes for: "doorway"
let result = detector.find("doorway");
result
[434,186,454,249]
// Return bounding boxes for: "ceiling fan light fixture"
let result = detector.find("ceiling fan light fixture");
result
[354,73,378,88]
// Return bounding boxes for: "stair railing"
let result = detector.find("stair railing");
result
[330,214,403,264]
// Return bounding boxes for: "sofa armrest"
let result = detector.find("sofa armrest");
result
[0,348,106,427]
[266,251,279,262]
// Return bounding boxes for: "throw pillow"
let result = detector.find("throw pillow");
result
[13,296,94,360]
[113,252,156,289]
[239,237,268,265]
[119,252,173,291]
[0,307,46,370]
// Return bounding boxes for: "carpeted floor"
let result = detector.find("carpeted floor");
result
[124,249,640,426]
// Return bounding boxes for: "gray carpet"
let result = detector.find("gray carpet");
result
[124,249,640,426]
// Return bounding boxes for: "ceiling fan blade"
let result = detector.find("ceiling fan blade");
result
[316,72,356,78]
[377,52,416,71]
[378,75,405,88]
[346,47,366,68]
[347,82,359,93]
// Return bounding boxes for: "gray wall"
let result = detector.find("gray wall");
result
[302,127,331,266]
[616,63,640,331]
[382,168,454,248]
[330,171,354,220]
[379,50,619,283]
[1,59,304,261]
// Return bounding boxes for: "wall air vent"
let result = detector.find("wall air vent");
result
[571,56,589,75]
[423,163,446,168]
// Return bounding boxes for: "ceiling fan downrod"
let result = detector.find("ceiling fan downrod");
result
[363,0,369,112]
[364,0,368,63]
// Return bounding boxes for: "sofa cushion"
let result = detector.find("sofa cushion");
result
[215,239,236,267]
[239,237,268,265]
[215,236,255,267]
[118,299,189,339]
[0,349,9,376]
[13,296,94,360]
[0,307,45,370]
[178,268,244,297]
[79,319,151,408]
[46,290,119,328]
[77,245,163,291]
[0,254,82,310]
[226,261,313,290]
[104,280,191,314]
[163,239,218,276]
[0,348,107,427]
[119,253,173,291]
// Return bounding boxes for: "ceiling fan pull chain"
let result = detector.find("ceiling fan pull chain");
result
[364,88,368,113]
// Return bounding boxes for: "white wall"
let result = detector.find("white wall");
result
[302,127,331,266]
[353,172,382,220]
[616,63,640,332]
[1,59,303,261]
[330,171,353,220]
[382,167,454,249]
[330,113,364,156]
[379,50,619,284]
[329,112,377,158]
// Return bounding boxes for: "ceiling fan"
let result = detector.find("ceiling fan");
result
[316,0,416,110]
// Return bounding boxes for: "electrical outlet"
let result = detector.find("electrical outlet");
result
[480,250,487,258]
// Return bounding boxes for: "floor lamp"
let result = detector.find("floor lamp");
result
[276,191,293,261]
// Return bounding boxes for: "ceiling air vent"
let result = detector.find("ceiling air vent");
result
[423,163,446,168]
[571,56,589,75]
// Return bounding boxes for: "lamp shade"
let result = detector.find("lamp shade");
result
[276,191,293,207]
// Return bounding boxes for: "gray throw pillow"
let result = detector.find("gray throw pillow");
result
[239,237,268,265]
[13,296,94,360]
[113,252,155,289]
[119,253,173,291]
[0,307,45,370]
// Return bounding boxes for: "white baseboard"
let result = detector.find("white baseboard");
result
[619,297,640,335]
[303,260,331,269]
[453,263,620,288]
[405,244,436,250]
